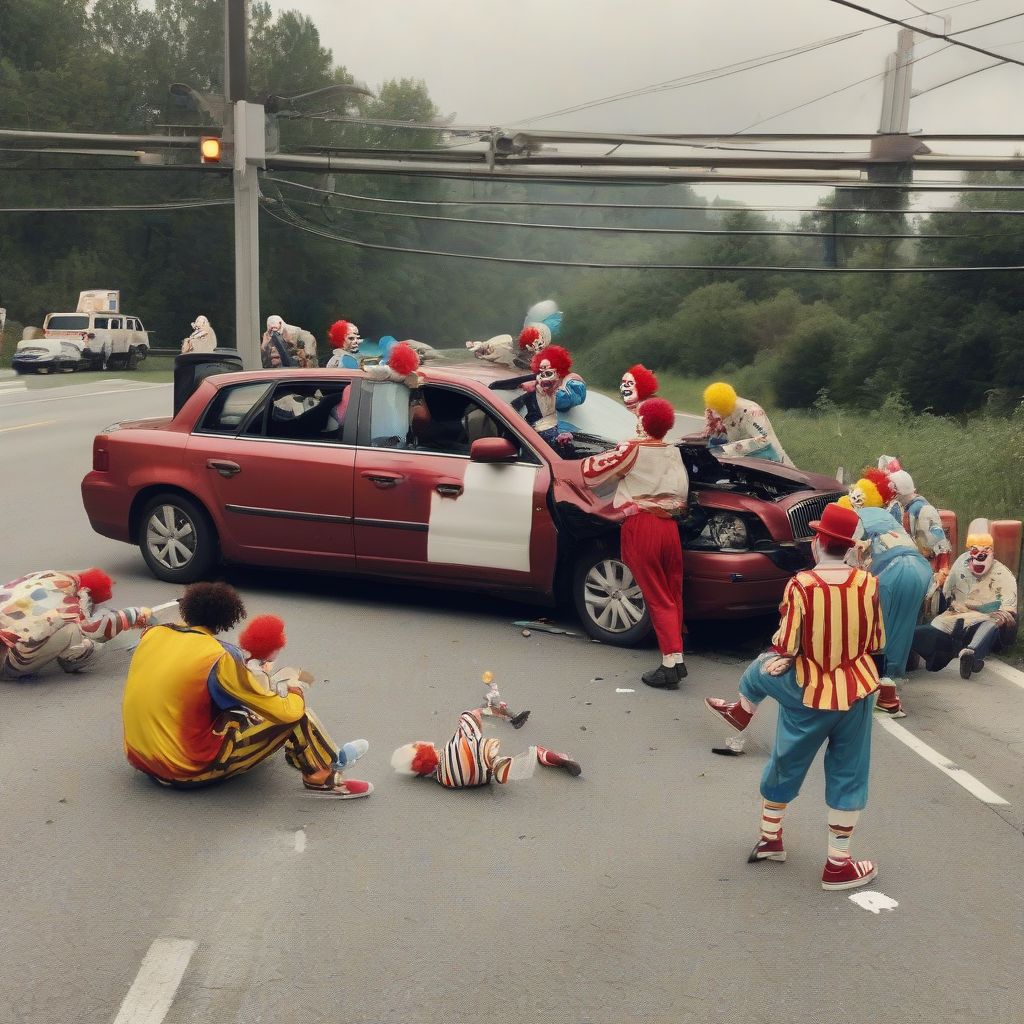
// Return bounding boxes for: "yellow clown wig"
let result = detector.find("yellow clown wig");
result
[837,477,883,511]
[703,382,738,416]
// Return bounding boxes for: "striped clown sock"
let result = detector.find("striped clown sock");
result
[827,809,860,865]
[760,799,787,841]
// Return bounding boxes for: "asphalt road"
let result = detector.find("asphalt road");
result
[0,379,1022,1024]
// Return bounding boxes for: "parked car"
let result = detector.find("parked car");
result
[13,290,149,374]
[80,360,844,645]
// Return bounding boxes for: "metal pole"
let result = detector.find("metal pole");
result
[234,101,263,370]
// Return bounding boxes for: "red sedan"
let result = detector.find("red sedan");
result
[81,360,843,646]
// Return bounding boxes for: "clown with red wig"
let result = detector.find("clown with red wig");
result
[325,319,362,369]
[122,583,371,797]
[391,673,580,788]
[581,398,689,689]
[0,569,150,679]
[519,345,586,451]
[619,365,659,423]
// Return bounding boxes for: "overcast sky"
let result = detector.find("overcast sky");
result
[276,0,1024,135]
[268,0,1024,209]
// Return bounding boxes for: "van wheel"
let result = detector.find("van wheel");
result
[571,541,652,646]
[138,494,218,583]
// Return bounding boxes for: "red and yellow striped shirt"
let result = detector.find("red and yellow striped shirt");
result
[771,567,885,710]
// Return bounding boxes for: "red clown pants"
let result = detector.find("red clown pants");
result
[621,512,684,656]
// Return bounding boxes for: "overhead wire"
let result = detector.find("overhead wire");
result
[0,199,233,212]
[260,196,1024,273]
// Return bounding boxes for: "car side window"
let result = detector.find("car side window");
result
[252,382,353,443]
[197,382,273,434]
[369,382,519,456]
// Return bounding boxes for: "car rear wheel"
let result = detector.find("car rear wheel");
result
[572,542,652,646]
[139,493,218,583]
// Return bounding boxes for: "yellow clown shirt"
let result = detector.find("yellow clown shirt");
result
[122,623,305,781]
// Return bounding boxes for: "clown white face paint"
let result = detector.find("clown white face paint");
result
[343,324,361,353]
[620,373,639,409]
[848,485,867,509]
[968,542,994,578]
[536,358,559,393]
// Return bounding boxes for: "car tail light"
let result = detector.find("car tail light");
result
[92,438,109,472]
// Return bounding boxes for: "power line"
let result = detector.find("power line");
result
[0,199,233,212]
[513,32,869,125]
[949,11,1024,35]
[825,0,1024,68]
[739,43,952,131]
[262,197,1024,273]
[261,175,1024,216]
[273,188,1018,241]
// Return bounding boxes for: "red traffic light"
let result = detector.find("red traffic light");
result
[200,137,222,163]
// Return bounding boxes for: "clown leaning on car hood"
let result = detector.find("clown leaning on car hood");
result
[702,382,794,467]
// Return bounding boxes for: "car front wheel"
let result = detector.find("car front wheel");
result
[138,493,218,583]
[571,542,652,646]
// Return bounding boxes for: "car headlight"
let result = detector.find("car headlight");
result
[706,512,750,551]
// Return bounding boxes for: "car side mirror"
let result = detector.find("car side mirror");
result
[470,437,518,463]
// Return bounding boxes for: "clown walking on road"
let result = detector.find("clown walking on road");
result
[581,398,689,689]
[705,503,885,890]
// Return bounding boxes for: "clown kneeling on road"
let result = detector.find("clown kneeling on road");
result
[911,519,1018,679]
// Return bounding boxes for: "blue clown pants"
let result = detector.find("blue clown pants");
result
[739,656,876,811]
[877,555,933,679]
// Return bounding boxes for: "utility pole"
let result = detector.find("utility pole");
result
[224,0,264,370]
[879,28,915,135]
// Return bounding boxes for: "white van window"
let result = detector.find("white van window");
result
[109,318,122,330]
[135,320,145,332]
[47,314,90,331]
[93,317,110,329]
[125,318,135,330]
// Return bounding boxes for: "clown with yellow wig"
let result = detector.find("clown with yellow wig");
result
[911,519,1018,679]
[702,382,794,467]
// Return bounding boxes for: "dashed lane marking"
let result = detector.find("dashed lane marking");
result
[876,716,1010,806]
[0,419,59,433]
[111,938,197,1024]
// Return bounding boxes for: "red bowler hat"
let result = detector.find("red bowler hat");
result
[808,503,862,547]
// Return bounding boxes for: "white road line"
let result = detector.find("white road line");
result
[876,716,1010,806]
[0,382,171,407]
[111,938,197,1024]
[985,658,1024,692]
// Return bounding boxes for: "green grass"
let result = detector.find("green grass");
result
[11,355,175,389]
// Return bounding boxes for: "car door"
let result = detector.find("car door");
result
[352,380,556,590]
[184,378,359,571]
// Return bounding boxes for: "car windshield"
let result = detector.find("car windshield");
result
[46,314,90,331]
[490,384,639,457]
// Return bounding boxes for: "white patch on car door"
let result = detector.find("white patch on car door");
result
[427,462,537,571]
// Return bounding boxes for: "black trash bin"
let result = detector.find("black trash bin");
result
[173,349,244,415]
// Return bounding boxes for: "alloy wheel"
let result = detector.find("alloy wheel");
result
[145,504,198,571]
[582,558,646,634]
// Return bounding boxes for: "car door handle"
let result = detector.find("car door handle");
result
[361,471,404,488]
[206,459,242,478]
[435,483,463,498]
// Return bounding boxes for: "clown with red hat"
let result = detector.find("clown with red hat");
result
[0,568,150,679]
[581,397,689,688]
[705,502,886,891]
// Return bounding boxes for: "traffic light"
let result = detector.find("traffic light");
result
[200,136,222,164]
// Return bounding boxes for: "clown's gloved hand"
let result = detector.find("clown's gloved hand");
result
[556,431,573,445]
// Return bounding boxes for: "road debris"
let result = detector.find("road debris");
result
[513,619,579,636]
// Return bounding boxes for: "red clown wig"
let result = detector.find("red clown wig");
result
[328,320,354,349]
[861,466,896,505]
[627,364,659,400]
[639,398,676,441]
[78,568,113,605]
[387,341,420,377]
[531,344,572,377]
[239,614,287,661]
[518,324,545,350]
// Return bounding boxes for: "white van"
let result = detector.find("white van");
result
[13,290,150,373]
